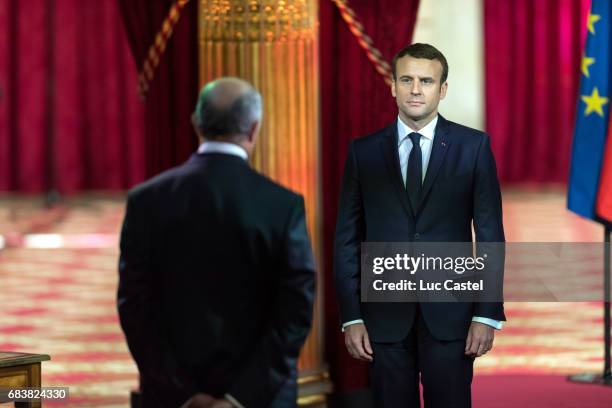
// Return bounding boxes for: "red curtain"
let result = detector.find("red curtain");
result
[0,0,145,193]
[484,0,591,183]
[118,0,199,178]
[320,0,420,392]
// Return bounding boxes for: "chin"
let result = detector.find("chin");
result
[403,109,430,122]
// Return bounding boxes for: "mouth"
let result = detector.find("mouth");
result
[407,101,425,107]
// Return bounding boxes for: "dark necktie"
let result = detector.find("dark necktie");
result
[406,132,422,213]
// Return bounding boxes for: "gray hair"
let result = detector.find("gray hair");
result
[192,79,262,139]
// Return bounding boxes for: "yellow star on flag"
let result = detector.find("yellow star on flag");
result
[587,13,601,34]
[581,87,609,117]
[581,55,595,77]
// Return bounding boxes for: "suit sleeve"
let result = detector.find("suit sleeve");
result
[227,196,315,407]
[117,192,195,402]
[472,135,506,321]
[334,141,365,324]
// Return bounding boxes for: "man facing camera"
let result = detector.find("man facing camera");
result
[334,43,505,408]
[118,78,315,408]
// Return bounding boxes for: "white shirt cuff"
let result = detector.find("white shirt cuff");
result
[225,393,245,408]
[342,319,364,332]
[472,316,503,330]
[343,317,501,332]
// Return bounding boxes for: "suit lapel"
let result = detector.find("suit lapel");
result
[417,115,451,214]
[380,124,415,219]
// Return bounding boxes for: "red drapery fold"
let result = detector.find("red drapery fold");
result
[118,0,199,178]
[0,0,145,193]
[320,0,420,392]
[484,0,591,183]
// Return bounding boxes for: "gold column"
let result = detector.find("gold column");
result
[198,1,330,405]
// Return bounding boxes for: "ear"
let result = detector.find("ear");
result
[391,79,397,98]
[439,81,448,100]
[246,120,261,143]
[191,113,204,140]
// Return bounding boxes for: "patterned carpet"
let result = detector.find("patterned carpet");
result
[0,189,610,407]
[0,197,136,407]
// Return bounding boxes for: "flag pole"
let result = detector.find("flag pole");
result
[568,225,612,385]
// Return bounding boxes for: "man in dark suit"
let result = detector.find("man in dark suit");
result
[334,43,505,407]
[118,78,316,408]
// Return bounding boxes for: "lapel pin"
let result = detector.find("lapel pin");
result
[441,142,446,147]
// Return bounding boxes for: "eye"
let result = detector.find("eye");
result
[422,79,434,84]
[400,77,412,83]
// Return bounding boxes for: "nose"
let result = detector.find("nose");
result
[411,80,422,95]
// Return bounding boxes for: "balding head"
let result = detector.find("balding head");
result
[192,77,262,141]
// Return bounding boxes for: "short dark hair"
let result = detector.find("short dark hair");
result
[392,43,448,84]
[192,86,262,139]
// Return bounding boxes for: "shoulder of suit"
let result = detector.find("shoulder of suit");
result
[351,123,395,149]
[443,118,489,142]
[128,161,302,205]
[127,164,187,201]
[246,170,304,205]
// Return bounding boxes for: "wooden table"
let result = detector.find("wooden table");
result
[0,352,51,408]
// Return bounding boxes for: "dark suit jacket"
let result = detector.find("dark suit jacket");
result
[118,152,315,407]
[334,115,505,343]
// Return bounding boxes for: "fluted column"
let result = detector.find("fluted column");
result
[198,1,329,405]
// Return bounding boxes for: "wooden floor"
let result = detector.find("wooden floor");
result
[0,187,609,406]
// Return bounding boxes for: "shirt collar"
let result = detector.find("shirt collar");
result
[397,115,438,146]
[197,141,249,160]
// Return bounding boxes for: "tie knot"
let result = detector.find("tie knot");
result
[408,132,421,146]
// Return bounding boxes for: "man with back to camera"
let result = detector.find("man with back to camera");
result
[118,77,316,408]
[334,43,506,407]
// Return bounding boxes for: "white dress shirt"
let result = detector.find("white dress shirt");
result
[398,114,437,185]
[198,140,249,160]
[342,116,502,332]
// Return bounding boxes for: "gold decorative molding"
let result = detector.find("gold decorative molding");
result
[298,394,327,406]
[298,371,330,386]
[200,0,314,42]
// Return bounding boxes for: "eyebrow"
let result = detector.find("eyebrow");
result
[398,75,436,81]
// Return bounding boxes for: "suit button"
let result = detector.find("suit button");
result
[414,233,420,239]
